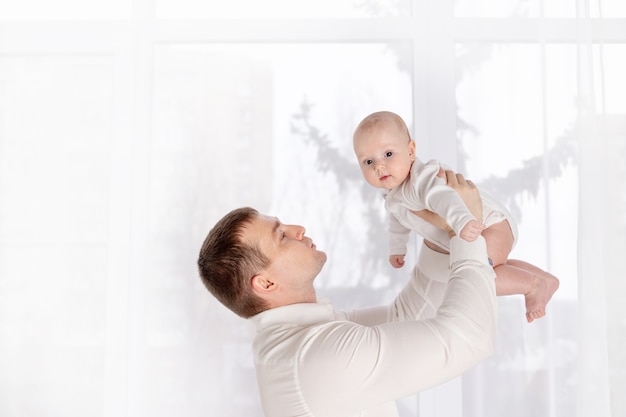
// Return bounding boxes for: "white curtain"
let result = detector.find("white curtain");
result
[575,2,626,416]
[0,1,624,416]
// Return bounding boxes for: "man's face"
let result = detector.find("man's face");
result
[244,214,327,304]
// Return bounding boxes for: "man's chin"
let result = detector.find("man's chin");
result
[316,251,328,265]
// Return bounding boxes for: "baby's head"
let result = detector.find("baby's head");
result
[353,111,416,190]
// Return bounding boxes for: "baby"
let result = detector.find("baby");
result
[353,110,559,323]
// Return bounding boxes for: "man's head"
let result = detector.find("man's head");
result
[353,111,416,190]
[198,207,327,318]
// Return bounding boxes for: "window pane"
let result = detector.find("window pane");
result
[455,42,579,417]
[142,41,412,416]
[155,0,411,19]
[456,43,578,295]
[590,0,626,17]
[0,55,113,416]
[596,44,626,113]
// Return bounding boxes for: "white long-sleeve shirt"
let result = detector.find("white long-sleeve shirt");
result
[249,236,497,417]
[385,158,518,256]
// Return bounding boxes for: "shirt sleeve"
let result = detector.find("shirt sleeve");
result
[298,236,497,417]
[344,241,451,326]
[388,212,411,256]
[404,160,477,236]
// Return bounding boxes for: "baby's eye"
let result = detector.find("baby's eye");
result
[385,151,393,157]
[364,159,374,166]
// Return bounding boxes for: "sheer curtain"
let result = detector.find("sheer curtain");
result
[575,2,626,416]
[0,1,624,417]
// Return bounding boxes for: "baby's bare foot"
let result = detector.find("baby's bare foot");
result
[524,275,560,323]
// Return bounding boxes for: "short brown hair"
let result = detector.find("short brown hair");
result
[197,207,270,318]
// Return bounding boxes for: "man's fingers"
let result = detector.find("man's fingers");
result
[454,173,470,187]
[444,169,458,186]
[443,170,473,189]
[443,170,477,191]
[440,169,483,221]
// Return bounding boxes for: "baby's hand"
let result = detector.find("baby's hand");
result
[389,255,405,269]
[459,219,486,242]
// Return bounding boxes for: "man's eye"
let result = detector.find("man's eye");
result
[281,232,286,240]
[385,151,393,157]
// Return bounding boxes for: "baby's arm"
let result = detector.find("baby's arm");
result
[459,219,485,242]
[411,168,485,242]
[416,162,482,240]
[388,214,410,268]
[389,254,405,268]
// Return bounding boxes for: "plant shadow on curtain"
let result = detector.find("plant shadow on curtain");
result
[288,38,625,417]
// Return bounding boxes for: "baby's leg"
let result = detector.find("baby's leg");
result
[492,262,559,323]
[482,220,559,323]
[481,220,514,266]
[506,259,560,323]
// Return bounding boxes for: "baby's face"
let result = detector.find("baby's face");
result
[353,121,415,190]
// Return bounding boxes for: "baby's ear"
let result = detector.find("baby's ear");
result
[408,140,416,160]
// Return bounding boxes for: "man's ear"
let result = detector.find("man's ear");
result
[251,273,276,294]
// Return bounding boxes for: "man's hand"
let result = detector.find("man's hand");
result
[410,209,452,235]
[443,169,483,222]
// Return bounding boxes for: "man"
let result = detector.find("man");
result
[197,171,497,417]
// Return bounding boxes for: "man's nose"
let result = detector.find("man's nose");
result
[287,225,305,240]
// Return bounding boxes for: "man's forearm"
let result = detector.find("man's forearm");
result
[438,235,497,359]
